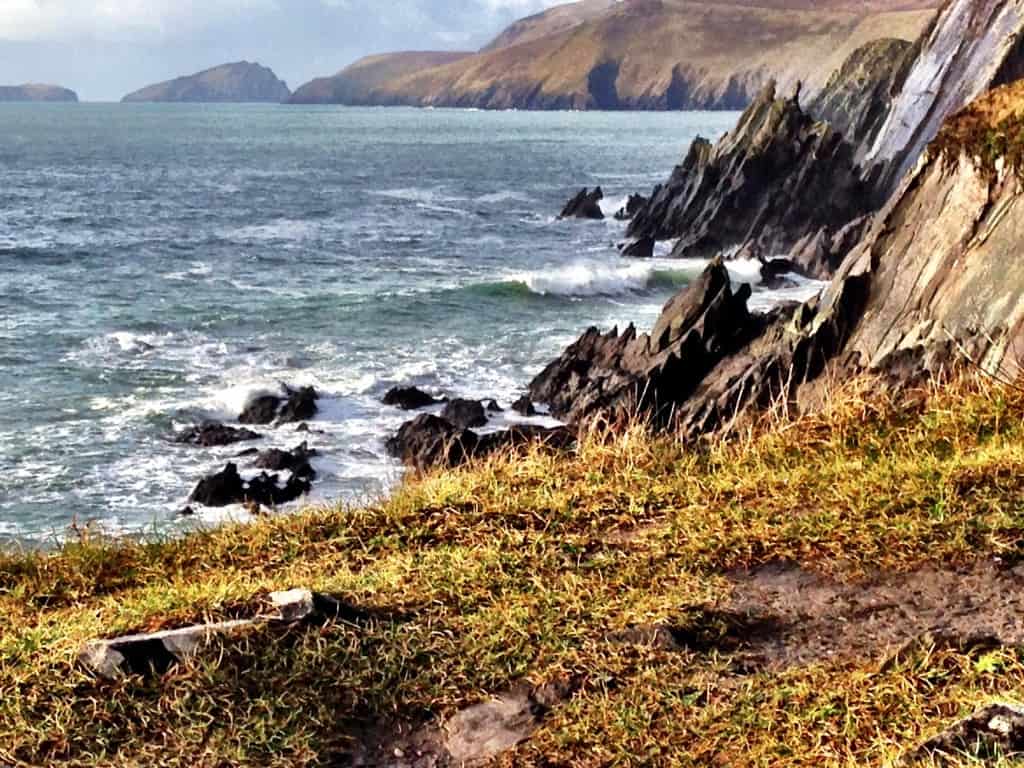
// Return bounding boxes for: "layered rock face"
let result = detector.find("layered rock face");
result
[533,25,1024,437]
[123,62,291,103]
[0,85,78,102]
[625,82,874,278]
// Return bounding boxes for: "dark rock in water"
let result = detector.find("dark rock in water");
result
[559,187,605,220]
[614,194,649,221]
[759,258,803,289]
[386,415,478,470]
[174,421,262,448]
[296,423,310,432]
[252,442,317,480]
[239,386,319,425]
[485,399,504,413]
[177,506,195,518]
[239,395,281,425]
[441,398,488,429]
[383,386,445,410]
[386,414,573,470]
[189,462,311,508]
[620,236,655,260]
[909,704,1024,765]
[278,386,318,424]
[511,395,537,417]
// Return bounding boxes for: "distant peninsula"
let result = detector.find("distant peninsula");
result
[122,62,291,103]
[289,0,940,110]
[0,84,78,103]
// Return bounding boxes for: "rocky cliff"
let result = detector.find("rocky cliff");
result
[122,62,291,104]
[290,0,937,110]
[0,84,78,103]
[530,1,1024,439]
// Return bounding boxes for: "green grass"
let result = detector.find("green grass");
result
[3,375,1024,766]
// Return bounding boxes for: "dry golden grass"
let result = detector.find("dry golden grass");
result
[933,79,1024,177]
[3,374,1024,765]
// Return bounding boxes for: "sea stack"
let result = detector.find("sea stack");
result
[122,62,291,103]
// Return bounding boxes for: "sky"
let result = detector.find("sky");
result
[0,0,564,101]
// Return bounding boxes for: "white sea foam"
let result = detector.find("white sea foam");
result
[511,261,685,298]
[599,194,630,218]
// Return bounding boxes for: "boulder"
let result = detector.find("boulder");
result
[511,395,537,417]
[620,236,655,259]
[386,414,573,471]
[614,194,649,221]
[485,399,504,413]
[239,394,281,425]
[559,187,605,220]
[173,421,263,447]
[188,462,312,508]
[252,442,317,480]
[383,386,445,410]
[441,398,488,429]
[278,385,318,424]
[759,258,802,289]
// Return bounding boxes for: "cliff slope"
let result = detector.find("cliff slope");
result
[290,0,938,110]
[0,84,78,103]
[122,62,291,104]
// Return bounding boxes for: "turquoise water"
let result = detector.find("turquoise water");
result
[0,104,811,541]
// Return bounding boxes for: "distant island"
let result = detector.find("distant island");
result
[288,0,940,110]
[0,84,78,103]
[122,62,291,103]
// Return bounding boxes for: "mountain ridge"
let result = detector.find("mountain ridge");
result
[290,0,941,110]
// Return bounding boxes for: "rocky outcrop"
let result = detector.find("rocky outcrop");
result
[625,83,872,278]
[173,422,262,447]
[386,415,573,471]
[614,194,648,221]
[239,385,319,426]
[441,399,488,429]
[189,456,314,508]
[122,62,290,103]
[0,84,78,102]
[534,78,1024,439]
[559,188,605,220]
[383,386,445,410]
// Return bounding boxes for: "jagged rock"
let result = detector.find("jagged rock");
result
[614,194,649,221]
[252,442,317,480]
[485,399,504,413]
[386,414,573,470]
[908,704,1024,765]
[530,259,760,428]
[173,421,263,447]
[383,386,445,410]
[188,462,311,508]
[239,386,319,425]
[511,395,537,417]
[559,187,605,220]
[441,398,488,429]
[278,385,318,424]
[620,236,655,259]
[627,82,872,279]
[810,38,920,150]
[759,258,802,289]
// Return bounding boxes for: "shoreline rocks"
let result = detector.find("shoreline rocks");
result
[383,386,445,410]
[559,187,605,220]
[174,422,263,447]
[239,385,319,426]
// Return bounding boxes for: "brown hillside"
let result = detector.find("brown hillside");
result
[291,0,940,109]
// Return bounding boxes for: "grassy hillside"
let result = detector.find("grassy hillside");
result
[5,373,1024,765]
[292,0,939,109]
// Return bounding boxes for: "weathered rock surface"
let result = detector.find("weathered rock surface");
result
[384,386,445,410]
[174,421,262,447]
[188,461,312,508]
[386,414,573,471]
[619,236,655,260]
[626,82,873,279]
[559,187,605,220]
[239,385,319,425]
[0,84,78,102]
[511,395,537,417]
[440,398,488,429]
[122,62,290,103]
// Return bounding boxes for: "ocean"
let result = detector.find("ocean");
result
[0,103,823,542]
